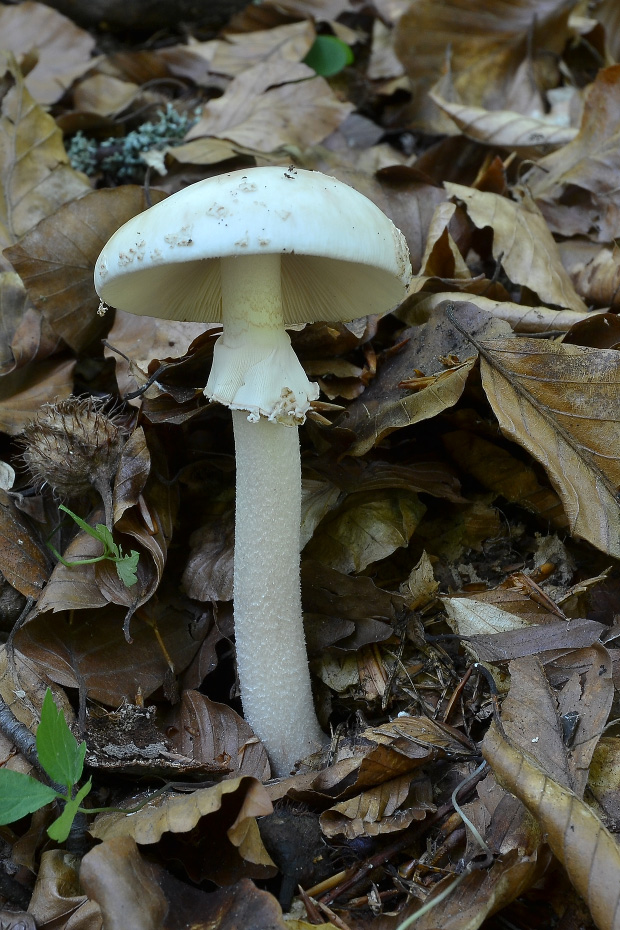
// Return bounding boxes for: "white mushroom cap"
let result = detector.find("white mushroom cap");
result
[94,166,411,325]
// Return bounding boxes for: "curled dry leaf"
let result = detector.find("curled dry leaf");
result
[558,239,620,309]
[28,849,102,930]
[80,837,167,930]
[182,510,235,603]
[343,301,512,456]
[0,357,75,436]
[478,336,620,557]
[167,690,270,781]
[483,720,620,930]
[319,773,434,839]
[5,187,167,353]
[303,488,425,574]
[90,776,276,886]
[402,291,604,334]
[430,86,577,153]
[445,183,587,312]
[0,52,90,250]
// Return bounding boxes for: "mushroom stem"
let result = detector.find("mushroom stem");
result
[206,255,318,423]
[232,409,324,776]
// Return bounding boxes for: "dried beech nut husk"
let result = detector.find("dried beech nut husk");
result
[20,396,127,526]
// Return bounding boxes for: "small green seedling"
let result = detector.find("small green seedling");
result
[48,504,139,588]
[0,690,91,842]
[304,35,354,77]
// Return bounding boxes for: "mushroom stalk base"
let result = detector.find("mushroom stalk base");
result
[232,409,324,776]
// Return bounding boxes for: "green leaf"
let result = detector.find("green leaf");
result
[94,523,119,557]
[47,779,92,842]
[0,770,58,824]
[59,504,104,542]
[303,36,354,77]
[37,689,85,789]
[115,550,139,587]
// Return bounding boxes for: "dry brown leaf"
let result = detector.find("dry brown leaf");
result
[0,52,90,250]
[483,720,620,930]
[0,1,96,105]
[478,337,620,557]
[0,357,75,436]
[529,65,620,242]
[72,74,139,117]
[209,21,315,76]
[319,773,433,839]
[167,690,270,781]
[430,86,577,152]
[343,301,512,456]
[0,489,50,597]
[15,599,208,705]
[5,186,166,353]
[393,0,576,131]
[80,837,167,930]
[303,489,425,573]
[183,60,352,153]
[0,272,50,375]
[460,618,605,664]
[90,776,276,886]
[444,598,533,637]
[500,652,613,795]
[444,183,587,312]
[28,849,102,930]
[401,291,604,334]
[182,510,234,603]
[559,239,620,309]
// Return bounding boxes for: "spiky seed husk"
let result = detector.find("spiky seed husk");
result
[20,396,127,527]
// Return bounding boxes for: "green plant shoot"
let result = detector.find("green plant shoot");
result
[48,504,139,587]
[0,689,91,842]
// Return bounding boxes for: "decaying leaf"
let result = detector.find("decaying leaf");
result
[478,337,620,557]
[483,721,620,930]
[445,183,588,312]
[303,489,425,574]
[180,60,352,155]
[0,52,90,250]
[28,849,102,929]
[15,598,209,705]
[342,302,512,456]
[319,773,433,838]
[529,64,620,242]
[166,690,270,781]
[394,0,576,131]
[0,1,96,105]
[5,186,167,352]
[0,489,50,597]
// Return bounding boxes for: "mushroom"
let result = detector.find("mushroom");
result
[94,166,411,776]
